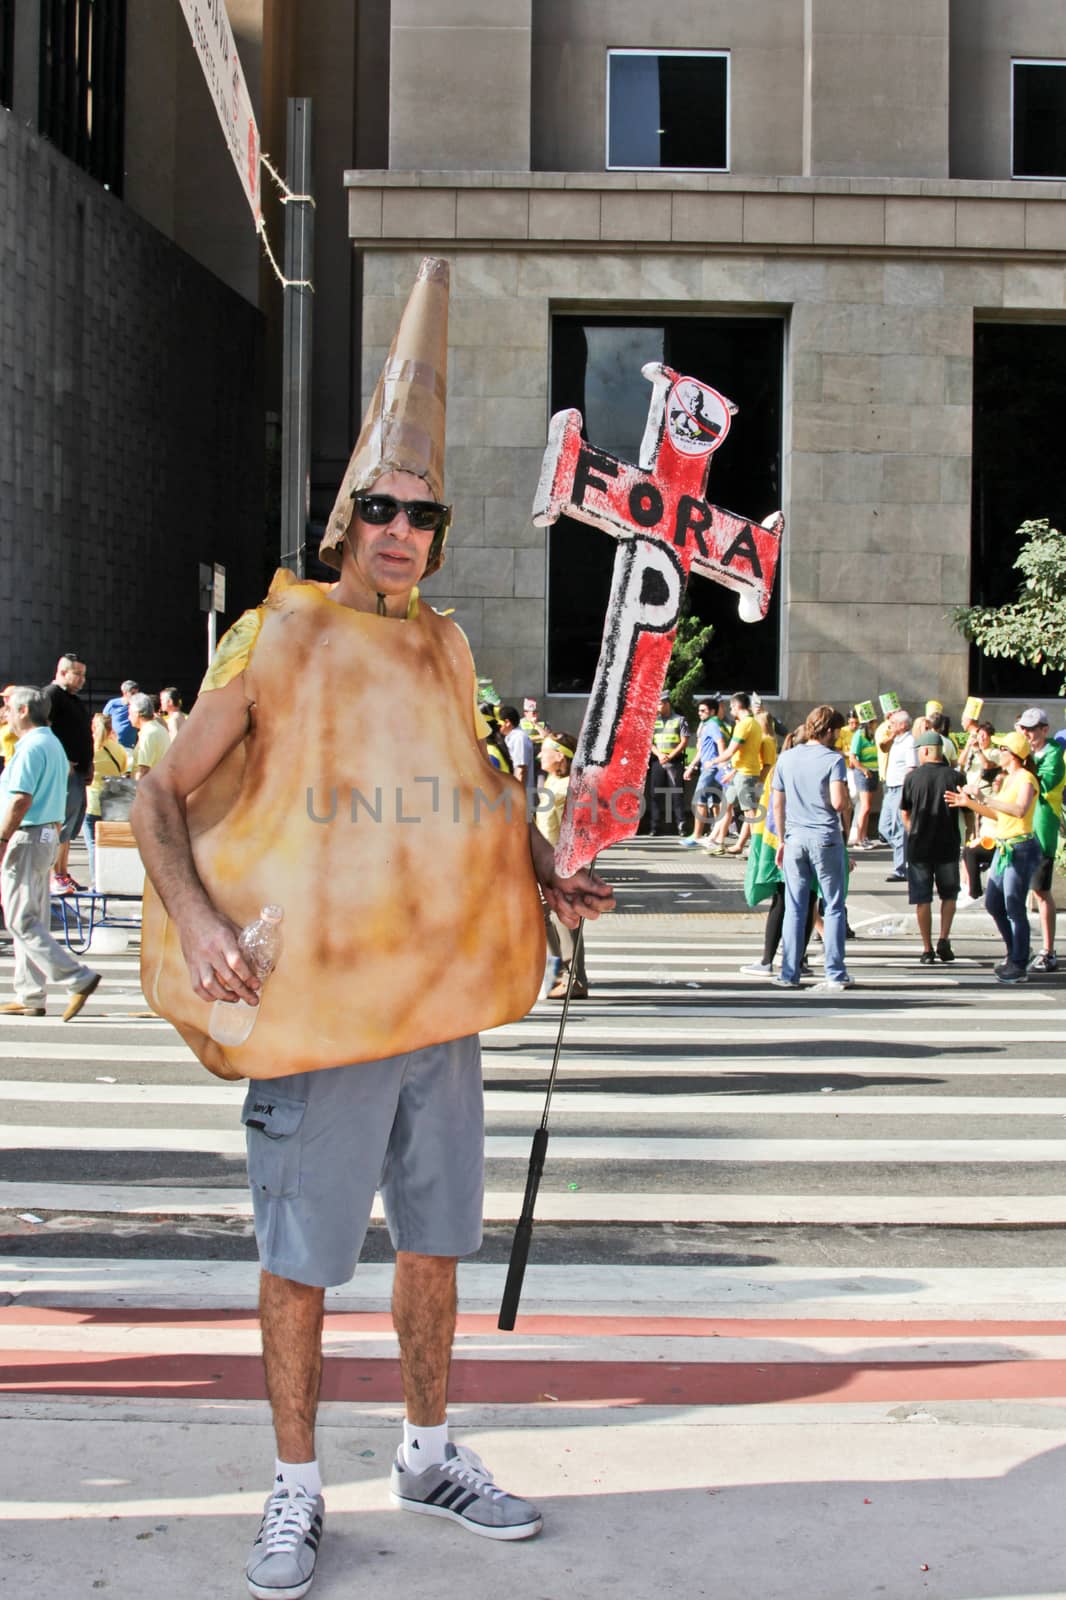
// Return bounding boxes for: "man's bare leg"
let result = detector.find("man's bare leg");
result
[260,1269,324,1461]
[916,902,933,952]
[392,1251,457,1424]
[1035,889,1056,956]
[939,899,956,944]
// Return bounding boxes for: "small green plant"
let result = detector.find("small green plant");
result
[953,519,1066,693]
[665,602,715,725]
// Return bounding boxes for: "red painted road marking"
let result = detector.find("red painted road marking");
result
[3,1353,1066,1405]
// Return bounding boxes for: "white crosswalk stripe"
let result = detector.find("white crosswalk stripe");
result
[2,839,1066,1417]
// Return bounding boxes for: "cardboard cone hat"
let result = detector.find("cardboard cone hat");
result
[320,255,450,574]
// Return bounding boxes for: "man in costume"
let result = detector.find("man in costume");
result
[133,257,612,1600]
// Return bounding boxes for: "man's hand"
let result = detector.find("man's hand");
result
[177,904,261,1006]
[529,823,616,928]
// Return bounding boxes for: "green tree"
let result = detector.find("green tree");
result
[953,518,1066,694]
[665,600,715,724]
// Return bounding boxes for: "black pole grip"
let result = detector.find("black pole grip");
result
[497,1126,549,1330]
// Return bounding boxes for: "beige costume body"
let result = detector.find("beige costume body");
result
[141,570,546,1080]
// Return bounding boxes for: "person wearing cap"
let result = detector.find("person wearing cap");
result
[1016,707,1065,972]
[648,690,689,837]
[519,697,545,747]
[683,694,728,847]
[946,730,1042,982]
[478,702,512,775]
[536,731,589,999]
[900,732,963,964]
[133,257,613,1596]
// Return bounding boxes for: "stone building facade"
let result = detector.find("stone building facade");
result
[345,0,1066,729]
[5,0,1066,726]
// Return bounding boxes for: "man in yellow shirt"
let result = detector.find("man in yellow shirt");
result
[706,692,765,853]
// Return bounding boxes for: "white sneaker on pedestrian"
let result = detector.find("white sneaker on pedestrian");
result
[246,1483,324,1600]
[739,961,773,976]
[810,978,854,993]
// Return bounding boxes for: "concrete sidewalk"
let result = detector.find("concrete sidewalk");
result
[5,1397,1066,1600]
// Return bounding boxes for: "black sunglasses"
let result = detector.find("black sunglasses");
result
[352,493,450,534]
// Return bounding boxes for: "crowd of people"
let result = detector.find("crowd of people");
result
[0,659,188,1020]
[677,689,1065,985]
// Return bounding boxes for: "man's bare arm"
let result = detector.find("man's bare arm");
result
[528,821,616,928]
[0,791,33,852]
[829,777,852,835]
[131,676,260,1005]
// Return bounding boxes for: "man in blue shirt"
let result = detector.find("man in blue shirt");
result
[0,687,100,1019]
[683,694,727,847]
[103,680,140,752]
[771,705,853,993]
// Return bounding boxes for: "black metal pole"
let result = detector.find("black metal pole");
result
[280,97,314,577]
[498,922,585,1331]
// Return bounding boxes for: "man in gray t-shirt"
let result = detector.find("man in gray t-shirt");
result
[771,707,852,991]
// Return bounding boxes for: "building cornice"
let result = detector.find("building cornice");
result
[345,170,1066,256]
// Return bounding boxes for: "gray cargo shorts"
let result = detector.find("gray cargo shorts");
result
[241,1034,485,1288]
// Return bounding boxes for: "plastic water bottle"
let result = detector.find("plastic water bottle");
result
[208,905,284,1048]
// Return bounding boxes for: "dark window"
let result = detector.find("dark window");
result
[39,0,126,193]
[970,321,1066,696]
[0,0,13,109]
[548,315,783,696]
[607,50,728,171]
[1012,60,1066,179]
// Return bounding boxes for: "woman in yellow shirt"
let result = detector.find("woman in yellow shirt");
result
[946,730,1041,982]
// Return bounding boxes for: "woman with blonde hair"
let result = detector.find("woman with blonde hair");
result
[946,730,1041,982]
[82,712,126,889]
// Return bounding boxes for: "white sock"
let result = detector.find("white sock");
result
[403,1419,449,1472]
[275,1457,322,1497]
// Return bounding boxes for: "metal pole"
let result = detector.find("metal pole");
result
[280,97,314,577]
[208,609,217,668]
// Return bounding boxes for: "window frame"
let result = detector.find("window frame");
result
[605,47,730,174]
[545,310,784,701]
[0,0,13,109]
[1011,57,1066,182]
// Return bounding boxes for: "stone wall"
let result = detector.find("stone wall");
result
[0,110,265,704]
[348,171,1066,727]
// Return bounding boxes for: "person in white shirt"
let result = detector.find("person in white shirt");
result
[498,704,535,801]
[880,709,918,881]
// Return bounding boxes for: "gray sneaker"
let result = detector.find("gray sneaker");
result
[1030,951,1058,973]
[246,1483,324,1600]
[389,1442,542,1541]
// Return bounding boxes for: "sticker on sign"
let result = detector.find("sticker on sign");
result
[177,0,261,225]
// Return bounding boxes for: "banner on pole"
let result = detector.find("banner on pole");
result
[177,0,261,225]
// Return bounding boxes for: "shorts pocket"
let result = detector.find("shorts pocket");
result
[241,1092,307,1200]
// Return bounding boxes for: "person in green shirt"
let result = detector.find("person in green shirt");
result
[1017,707,1065,972]
[847,711,880,849]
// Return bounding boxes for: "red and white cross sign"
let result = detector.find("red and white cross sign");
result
[532,361,784,875]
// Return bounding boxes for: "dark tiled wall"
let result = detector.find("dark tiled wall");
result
[0,108,267,709]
